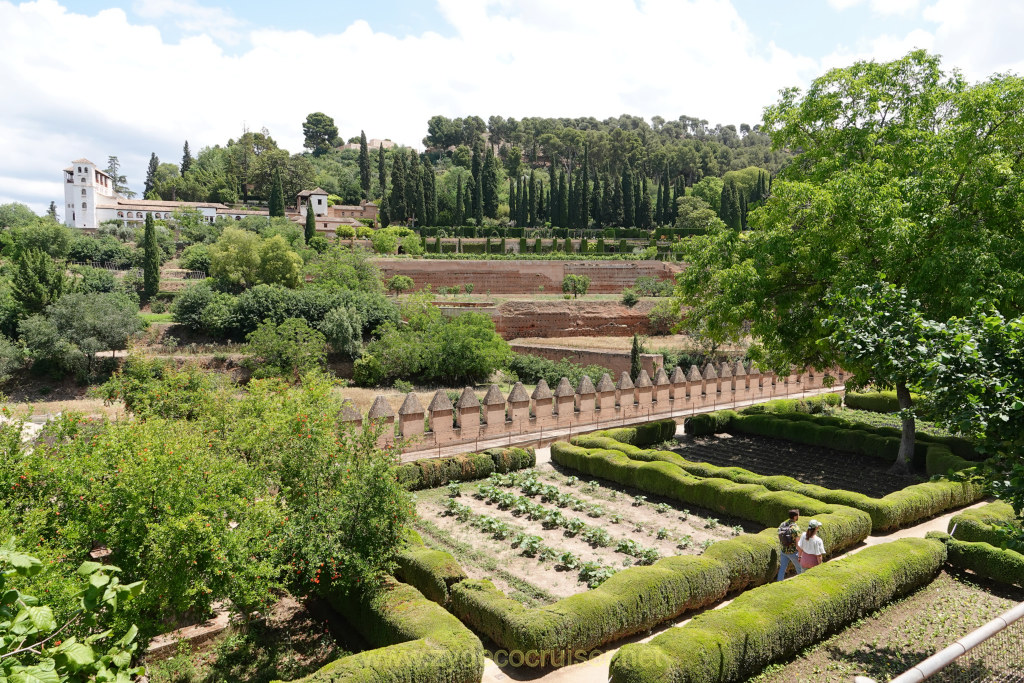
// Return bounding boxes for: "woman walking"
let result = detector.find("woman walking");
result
[797,519,826,569]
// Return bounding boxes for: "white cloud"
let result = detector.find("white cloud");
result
[132,0,243,43]
[922,0,1024,79]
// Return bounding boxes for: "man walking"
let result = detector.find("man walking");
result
[777,508,802,581]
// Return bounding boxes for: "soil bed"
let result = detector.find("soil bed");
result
[672,434,924,498]
[413,461,761,603]
[747,571,1024,683]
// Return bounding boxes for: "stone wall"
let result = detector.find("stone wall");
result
[375,259,682,294]
[347,364,844,453]
[494,300,658,338]
[509,342,663,376]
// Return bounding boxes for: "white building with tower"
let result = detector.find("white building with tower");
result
[62,159,377,233]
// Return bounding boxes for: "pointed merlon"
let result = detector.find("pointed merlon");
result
[634,369,653,388]
[555,377,575,397]
[718,362,732,378]
[456,387,480,409]
[367,396,395,419]
[617,371,635,391]
[671,366,687,384]
[507,382,530,403]
[702,363,718,380]
[654,367,670,385]
[398,392,425,415]
[483,384,506,405]
[748,364,761,376]
[428,389,453,412]
[532,379,553,400]
[687,365,703,382]
[577,375,597,395]
[596,373,616,392]
[340,403,361,422]
[732,360,746,377]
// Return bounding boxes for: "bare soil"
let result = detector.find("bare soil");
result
[747,571,1024,683]
[414,461,762,602]
[671,433,925,498]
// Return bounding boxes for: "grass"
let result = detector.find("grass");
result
[142,312,175,323]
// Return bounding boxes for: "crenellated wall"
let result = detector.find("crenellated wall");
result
[346,364,845,452]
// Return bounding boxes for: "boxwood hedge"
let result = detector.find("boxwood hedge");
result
[845,390,920,412]
[572,435,983,532]
[948,502,1020,546]
[395,531,468,607]
[609,538,946,683]
[588,419,678,447]
[280,577,484,683]
[395,447,535,490]
[939,535,1024,588]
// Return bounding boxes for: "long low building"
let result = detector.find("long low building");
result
[62,159,377,234]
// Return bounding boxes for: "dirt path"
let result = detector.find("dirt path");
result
[478,499,991,683]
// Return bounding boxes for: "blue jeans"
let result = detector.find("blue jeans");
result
[777,552,804,581]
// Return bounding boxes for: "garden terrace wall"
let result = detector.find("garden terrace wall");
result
[375,258,680,294]
[351,365,844,453]
[609,538,946,683]
[494,300,660,338]
[508,342,663,377]
[579,422,984,532]
[280,577,484,683]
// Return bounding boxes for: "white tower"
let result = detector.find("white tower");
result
[63,159,117,230]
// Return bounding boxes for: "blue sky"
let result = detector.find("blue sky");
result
[3,0,1023,212]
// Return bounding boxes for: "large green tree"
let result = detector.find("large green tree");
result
[673,50,1024,470]
[268,168,285,217]
[143,211,160,300]
[358,130,371,199]
[302,112,339,157]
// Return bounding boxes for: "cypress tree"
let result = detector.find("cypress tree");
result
[509,178,517,225]
[423,156,437,226]
[720,178,742,231]
[390,153,407,222]
[557,172,569,230]
[454,175,464,227]
[377,144,386,197]
[519,177,528,227]
[630,334,642,381]
[641,176,654,230]
[580,147,590,229]
[739,192,748,229]
[143,212,160,301]
[47,201,57,221]
[471,145,482,220]
[655,178,663,225]
[305,200,316,243]
[463,181,473,225]
[548,162,557,224]
[144,152,159,197]
[567,170,576,230]
[528,171,537,228]
[537,181,545,222]
[590,177,601,229]
[633,180,642,229]
[358,130,371,199]
[621,168,633,227]
[268,168,285,216]
[181,141,193,175]
[379,194,391,228]
[483,147,499,218]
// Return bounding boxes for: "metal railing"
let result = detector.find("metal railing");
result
[858,602,1024,683]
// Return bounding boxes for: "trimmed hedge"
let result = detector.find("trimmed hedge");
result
[574,435,983,532]
[609,538,946,683]
[281,577,484,683]
[684,410,737,437]
[587,419,677,447]
[738,392,843,415]
[395,533,468,607]
[395,447,535,490]
[939,535,1024,588]
[551,443,871,551]
[948,502,1020,546]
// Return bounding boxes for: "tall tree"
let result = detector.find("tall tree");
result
[580,147,590,229]
[556,172,569,229]
[268,168,285,217]
[483,147,499,218]
[302,112,339,157]
[454,174,464,227]
[470,144,483,221]
[305,200,317,243]
[143,212,160,301]
[104,155,135,198]
[390,153,407,222]
[358,130,371,199]
[422,155,437,226]
[548,162,558,225]
[11,249,66,315]
[630,334,642,382]
[621,167,634,227]
[46,201,57,221]
[377,144,386,198]
[509,178,517,225]
[674,50,1024,470]
[639,176,653,229]
[528,171,537,228]
[719,177,742,230]
[463,179,473,226]
[181,141,193,175]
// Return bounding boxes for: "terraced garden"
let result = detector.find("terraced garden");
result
[672,433,925,497]
[413,464,760,603]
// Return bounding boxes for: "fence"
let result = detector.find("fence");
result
[858,602,1024,683]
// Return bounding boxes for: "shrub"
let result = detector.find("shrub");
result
[941,535,1024,588]
[395,448,535,490]
[609,538,945,683]
[685,410,737,436]
[845,390,922,412]
[283,577,484,683]
[243,318,327,380]
[948,502,1021,546]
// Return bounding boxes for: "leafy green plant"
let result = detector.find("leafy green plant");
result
[565,476,579,487]
[582,527,612,547]
[446,482,462,498]
[564,518,587,536]
[559,552,581,570]
[656,527,670,540]
[578,562,616,588]
[705,517,720,529]
[616,539,640,556]
[676,535,693,550]
[632,495,647,506]
[655,503,671,514]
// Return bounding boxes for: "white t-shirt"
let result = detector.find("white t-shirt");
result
[798,533,825,556]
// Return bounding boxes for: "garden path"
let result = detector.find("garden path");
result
[478,497,991,683]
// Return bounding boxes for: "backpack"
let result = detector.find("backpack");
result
[779,523,797,546]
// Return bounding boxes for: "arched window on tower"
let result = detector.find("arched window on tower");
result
[81,189,86,196]
[82,202,87,209]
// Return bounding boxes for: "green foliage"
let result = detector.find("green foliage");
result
[0,539,145,683]
[394,448,535,491]
[385,274,414,295]
[143,212,160,300]
[209,227,299,291]
[317,305,363,358]
[845,390,923,413]
[943,536,1024,587]
[506,353,608,391]
[610,539,945,682]
[561,273,590,298]
[304,203,316,244]
[97,355,215,420]
[244,318,327,380]
[0,333,24,382]
[620,288,640,308]
[302,112,339,157]
[179,243,211,272]
[11,248,68,316]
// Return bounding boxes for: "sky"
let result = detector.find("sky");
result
[3,0,1024,213]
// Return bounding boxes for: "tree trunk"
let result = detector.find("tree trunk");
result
[890,381,915,474]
